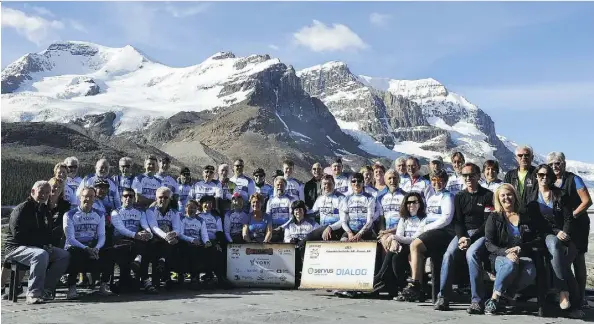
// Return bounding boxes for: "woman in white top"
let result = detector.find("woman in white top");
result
[373,192,428,298]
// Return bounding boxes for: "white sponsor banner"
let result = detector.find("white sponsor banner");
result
[227,243,296,288]
[299,241,376,291]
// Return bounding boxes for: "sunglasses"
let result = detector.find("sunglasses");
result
[461,173,475,178]
[67,165,78,169]
[406,200,419,205]
[351,180,362,184]
[122,194,135,198]
[517,154,531,158]
[312,167,322,171]
[120,165,131,168]
[536,173,548,178]
[548,162,562,167]
[234,164,244,168]
[204,170,214,174]
[254,174,264,177]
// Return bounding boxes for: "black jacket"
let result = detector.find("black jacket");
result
[485,201,552,267]
[454,186,494,241]
[304,177,322,210]
[4,197,53,255]
[527,188,573,235]
[504,165,537,208]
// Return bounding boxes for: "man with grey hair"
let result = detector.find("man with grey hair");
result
[113,157,135,198]
[504,145,537,207]
[4,181,70,304]
[394,156,410,188]
[64,156,82,207]
[547,151,592,309]
[77,159,121,210]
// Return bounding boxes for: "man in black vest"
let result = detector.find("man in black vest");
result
[304,162,324,210]
[504,145,537,208]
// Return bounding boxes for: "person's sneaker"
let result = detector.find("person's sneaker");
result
[67,285,78,300]
[99,282,113,296]
[397,282,422,302]
[156,258,166,272]
[25,296,44,305]
[567,308,585,319]
[143,279,158,294]
[41,289,55,301]
[434,296,449,311]
[484,299,499,315]
[467,301,484,314]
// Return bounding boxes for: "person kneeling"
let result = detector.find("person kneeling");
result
[64,187,113,299]
[483,184,549,315]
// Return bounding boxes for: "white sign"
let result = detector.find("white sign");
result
[299,241,376,291]
[227,243,296,288]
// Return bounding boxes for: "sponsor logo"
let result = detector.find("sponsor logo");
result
[257,276,265,281]
[307,268,334,275]
[249,259,271,267]
[310,248,319,259]
[234,275,241,281]
[279,275,287,282]
[246,248,273,255]
[336,268,368,276]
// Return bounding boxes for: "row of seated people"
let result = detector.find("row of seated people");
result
[2,163,587,319]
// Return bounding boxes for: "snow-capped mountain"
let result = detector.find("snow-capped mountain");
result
[2,41,593,181]
[298,62,515,168]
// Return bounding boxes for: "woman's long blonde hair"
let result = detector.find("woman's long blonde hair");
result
[48,177,65,197]
[493,183,520,213]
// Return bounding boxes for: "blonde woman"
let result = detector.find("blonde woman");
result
[483,184,550,315]
[48,177,71,247]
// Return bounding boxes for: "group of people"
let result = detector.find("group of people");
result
[2,147,591,319]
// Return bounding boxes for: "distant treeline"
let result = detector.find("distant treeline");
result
[1,158,93,206]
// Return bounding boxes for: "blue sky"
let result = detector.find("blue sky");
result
[2,1,594,163]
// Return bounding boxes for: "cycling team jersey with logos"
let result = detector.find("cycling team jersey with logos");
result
[309,192,345,230]
[146,206,181,240]
[65,176,82,207]
[190,180,223,201]
[177,183,193,211]
[247,214,272,243]
[334,174,353,195]
[112,175,135,198]
[77,174,121,210]
[199,212,223,241]
[341,192,376,233]
[284,218,320,243]
[479,179,503,192]
[132,174,163,201]
[401,176,433,200]
[224,210,248,242]
[266,193,296,228]
[394,216,427,245]
[377,188,406,230]
[424,189,455,232]
[111,206,150,239]
[63,207,106,249]
[446,173,466,196]
[179,216,210,244]
[230,175,256,212]
[285,177,305,201]
[156,173,179,196]
[255,183,274,202]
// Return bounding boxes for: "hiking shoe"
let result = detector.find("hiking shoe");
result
[434,296,449,311]
[26,296,44,305]
[41,289,55,301]
[143,279,158,294]
[484,299,499,315]
[467,301,483,314]
[397,282,423,302]
[67,286,78,300]
[99,282,113,296]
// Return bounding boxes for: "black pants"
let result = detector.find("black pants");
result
[374,245,410,295]
[177,242,208,277]
[340,229,376,241]
[112,238,148,283]
[66,246,113,285]
[142,238,176,283]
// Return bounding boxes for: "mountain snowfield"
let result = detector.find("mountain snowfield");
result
[2,41,593,190]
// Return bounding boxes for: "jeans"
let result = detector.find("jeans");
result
[438,236,486,303]
[493,256,536,296]
[5,246,70,297]
[545,235,580,304]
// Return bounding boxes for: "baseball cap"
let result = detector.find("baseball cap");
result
[204,165,215,171]
[431,155,443,163]
[181,167,191,175]
[232,192,242,199]
[274,170,284,178]
[94,178,110,187]
[253,168,265,176]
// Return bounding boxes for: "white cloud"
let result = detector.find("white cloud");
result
[164,2,209,18]
[1,7,64,45]
[293,20,368,52]
[68,20,88,33]
[23,4,55,18]
[268,44,280,51]
[369,12,390,26]
[457,82,594,111]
